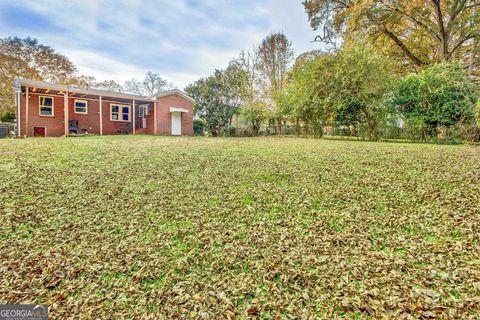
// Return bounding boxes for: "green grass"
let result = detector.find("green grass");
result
[0,136,479,319]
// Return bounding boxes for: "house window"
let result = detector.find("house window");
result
[110,104,130,122]
[74,100,88,114]
[39,96,54,116]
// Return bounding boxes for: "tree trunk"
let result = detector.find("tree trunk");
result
[431,0,449,60]
[363,110,377,140]
[468,38,478,77]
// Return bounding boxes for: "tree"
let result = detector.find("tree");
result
[303,0,480,74]
[94,80,123,92]
[0,37,78,119]
[75,75,97,88]
[185,63,247,136]
[69,76,124,92]
[283,42,393,139]
[257,32,294,131]
[391,62,478,139]
[281,53,335,136]
[234,48,267,135]
[124,72,171,96]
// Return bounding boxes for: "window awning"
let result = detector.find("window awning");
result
[170,107,189,113]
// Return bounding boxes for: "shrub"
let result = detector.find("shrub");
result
[222,127,236,137]
[391,62,478,141]
[0,110,15,123]
[193,119,205,136]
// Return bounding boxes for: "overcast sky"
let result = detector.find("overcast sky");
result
[0,0,322,89]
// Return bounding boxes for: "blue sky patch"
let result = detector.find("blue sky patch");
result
[0,0,323,89]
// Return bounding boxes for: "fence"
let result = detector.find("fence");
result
[225,123,480,143]
[0,123,15,138]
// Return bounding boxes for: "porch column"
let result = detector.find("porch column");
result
[153,101,157,135]
[64,92,69,136]
[15,89,21,137]
[132,99,136,134]
[99,96,103,135]
[25,86,29,137]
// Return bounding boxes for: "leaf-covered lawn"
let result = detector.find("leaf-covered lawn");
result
[1,136,479,319]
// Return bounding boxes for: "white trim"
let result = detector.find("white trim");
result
[39,96,54,117]
[170,107,189,113]
[74,99,88,114]
[14,78,154,102]
[132,99,136,134]
[27,91,133,105]
[99,96,103,136]
[16,90,21,136]
[110,103,131,122]
[33,126,47,137]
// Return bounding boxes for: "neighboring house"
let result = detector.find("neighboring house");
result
[13,78,195,137]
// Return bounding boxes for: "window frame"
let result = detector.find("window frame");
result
[110,103,131,122]
[39,96,54,117]
[74,99,88,114]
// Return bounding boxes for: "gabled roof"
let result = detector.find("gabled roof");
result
[14,78,195,104]
[13,78,154,102]
[150,89,195,103]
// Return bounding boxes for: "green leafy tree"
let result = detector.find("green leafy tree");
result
[334,98,366,136]
[281,53,336,136]
[185,63,247,136]
[391,62,478,139]
[283,42,393,139]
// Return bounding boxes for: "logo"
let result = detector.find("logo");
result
[0,305,48,320]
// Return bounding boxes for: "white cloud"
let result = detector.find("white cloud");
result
[60,49,147,83]
[0,0,324,89]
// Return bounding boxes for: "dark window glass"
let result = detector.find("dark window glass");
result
[40,107,52,115]
[42,97,53,106]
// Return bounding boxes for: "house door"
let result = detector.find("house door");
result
[137,104,149,129]
[171,112,182,136]
[33,127,46,137]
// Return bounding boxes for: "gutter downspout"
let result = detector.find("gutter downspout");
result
[16,89,21,137]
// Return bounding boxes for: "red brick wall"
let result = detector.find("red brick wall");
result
[69,98,100,134]
[18,90,193,137]
[22,93,65,137]
[156,94,194,136]
[101,101,131,135]
[145,105,155,135]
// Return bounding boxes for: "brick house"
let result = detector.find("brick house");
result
[13,79,195,137]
